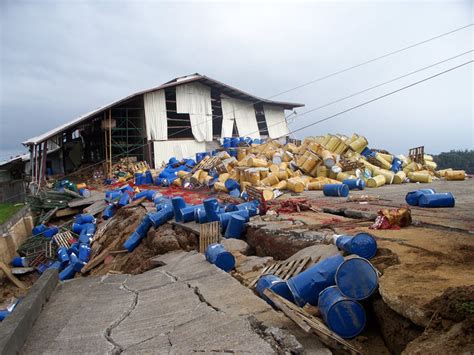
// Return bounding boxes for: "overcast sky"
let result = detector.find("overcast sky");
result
[1,0,472,160]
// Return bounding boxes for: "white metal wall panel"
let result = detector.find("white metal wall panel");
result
[263,104,290,138]
[144,90,167,141]
[219,96,260,139]
[153,140,206,167]
[176,82,213,142]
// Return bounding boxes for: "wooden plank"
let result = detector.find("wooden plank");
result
[284,256,312,281]
[55,207,80,218]
[279,260,297,280]
[81,239,120,273]
[248,263,275,288]
[0,261,27,289]
[84,199,108,215]
[68,191,104,208]
[264,289,361,355]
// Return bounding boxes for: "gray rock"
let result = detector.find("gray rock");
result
[221,238,250,255]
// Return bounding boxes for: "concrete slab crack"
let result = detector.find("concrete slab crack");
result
[103,277,139,354]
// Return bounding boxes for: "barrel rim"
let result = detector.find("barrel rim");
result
[335,257,379,300]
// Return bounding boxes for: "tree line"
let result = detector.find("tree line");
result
[433,150,474,174]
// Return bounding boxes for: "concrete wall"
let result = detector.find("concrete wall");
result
[0,179,26,203]
[0,206,33,263]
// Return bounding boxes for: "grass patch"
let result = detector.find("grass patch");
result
[0,203,24,225]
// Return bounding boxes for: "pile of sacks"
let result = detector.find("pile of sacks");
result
[120,191,261,252]
[151,134,465,200]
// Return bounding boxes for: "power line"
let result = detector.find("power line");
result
[165,23,473,140]
[288,60,473,136]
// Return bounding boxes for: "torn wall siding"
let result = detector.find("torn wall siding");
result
[220,96,261,139]
[144,90,168,141]
[263,104,290,138]
[153,140,206,167]
[176,82,213,142]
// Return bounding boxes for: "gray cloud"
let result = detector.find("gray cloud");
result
[1,0,472,160]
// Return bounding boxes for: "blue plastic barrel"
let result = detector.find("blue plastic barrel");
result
[49,261,63,270]
[318,286,366,339]
[203,198,220,222]
[224,215,246,239]
[43,226,59,239]
[230,137,239,148]
[390,158,403,173]
[74,214,95,224]
[105,190,122,202]
[11,256,28,267]
[149,205,174,227]
[120,184,134,193]
[323,184,350,197]
[225,179,240,192]
[118,192,131,207]
[78,244,92,262]
[103,204,116,220]
[32,224,47,236]
[405,189,436,206]
[335,233,377,259]
[256,274,295,306]
[172,196,187,222]
[71,223,84,234]
[205,243,235,272]
[223,137,231,148]
[228,149,238,158]
[181,205,202,223]
[185,159,196,168]
[57,247,70,264]
[360,147,373,158]
[219,210,250,232]
[79,188,91,198]
[287,254,344,307]
[196,152,208,163]
[336,257,379,300]
[59,263,76,281]
[418,192,455,208]
[136,215,153,237]
[168,157,179,166]
[145,170,154,184]
[229,189,240,198]
[194,207,208,224]
[68,242,80,256]
[123,231,143,252]
[135,172,144,186]
[342,179,365,190]
[134,190,150,200]
[78,223,96,244]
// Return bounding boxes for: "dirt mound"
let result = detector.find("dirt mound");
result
[424,285,474,323]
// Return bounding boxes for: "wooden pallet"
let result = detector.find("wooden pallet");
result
[246,186,267,214]
[53,231,76,248]
[264,289,361,354]
[248,256,313,288]
[91,219,112,243]
[408,146,425,164]
[199,221,221,253]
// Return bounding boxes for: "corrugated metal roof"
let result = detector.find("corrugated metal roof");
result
[22,73,304,145]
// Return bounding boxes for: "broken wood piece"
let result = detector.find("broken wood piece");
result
[81,239,120,273]
[0,261,27,289]
[263,289,361,355]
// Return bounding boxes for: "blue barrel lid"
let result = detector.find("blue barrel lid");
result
[336,257,379,300]
[319,286,366,338]
[214,251,235,272]
[350,233,378,259]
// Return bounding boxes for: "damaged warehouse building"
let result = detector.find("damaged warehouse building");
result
[22,73,303,184]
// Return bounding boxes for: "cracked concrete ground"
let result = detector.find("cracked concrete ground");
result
[21,251,330,354]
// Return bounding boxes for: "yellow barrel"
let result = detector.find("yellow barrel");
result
[219,173,230,183]
[248,157,268,167]
[198,171,209,184]
[192,169,202,182]
[373,168,394,184]
[177,170,188,178]
[393,171,406,184]
[336,172,352,181]
[172,178,182,187]
[276,170,288,181]
[377,153,393,163]
[282,151,293,162]
[269,164,280,173]
[445,170,465,181]
[296,154,307,167]
[261,174,279,186]
[263,189,274,201]
[307,181,324,190]
[260,170,269,179]
[404,161,421,172]
[375,153,392,170]
[214,181,228,192]
[246,170,260,185]
[408,172,432,183]
[321,150,335,168]
[273,180,288,190]
[367,175,386,188]
[287,178,306,193]
[316,165,329,177]
[424,154,434,161]
[349,136,368,153]
[279,162,288,170]
[286,168,295,178]
[302,156,319,172]
[437,168,452,177]
[424,160,437,170]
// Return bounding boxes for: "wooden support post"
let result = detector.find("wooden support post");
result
[108,109,112,178]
